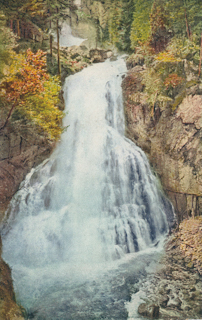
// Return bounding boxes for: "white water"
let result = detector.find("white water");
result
[54,23,85,47]
[1,58,173,319]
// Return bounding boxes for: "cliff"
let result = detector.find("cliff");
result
[0,124,55,220]
[0,120,55,319]
[122,58,202,319]
[122,64,202,222]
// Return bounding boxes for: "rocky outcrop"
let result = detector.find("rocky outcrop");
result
[138,303,159,318]
[137,231,202,319]
[0,123,55,222]
[122,66,202,222]
[0,121,55,319]
[0,238,25,320]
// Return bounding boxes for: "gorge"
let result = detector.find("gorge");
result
[0,2,202,317]
[1,56,174,319]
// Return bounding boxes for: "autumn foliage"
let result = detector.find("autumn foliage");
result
[164,73,184,89]
[0,48,63,139]
[1,49,48,104]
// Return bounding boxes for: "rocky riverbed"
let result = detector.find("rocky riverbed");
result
[135,219,202,319]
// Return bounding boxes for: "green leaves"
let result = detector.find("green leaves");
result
[0,11,17,79]
[0,48,64,139]
[130,0,153,49]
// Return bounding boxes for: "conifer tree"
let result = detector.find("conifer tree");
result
[130,0,153,49]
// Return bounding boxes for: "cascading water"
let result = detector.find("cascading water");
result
[1,57,174,319]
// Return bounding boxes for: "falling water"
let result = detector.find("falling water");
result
[1,57,174,319]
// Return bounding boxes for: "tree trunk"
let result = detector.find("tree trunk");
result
[199,33,202,77]
[10,20,13,31]
[56,16,61,76]
[50,34,53,57]
[17,19,20,37]
[184,9,190,40]
[0,103,17,131]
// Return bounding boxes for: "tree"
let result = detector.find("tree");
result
[164,0,202,41]
[45,0,72,76]
[0,11,17,79]
[149,0,170,53]
[108,1,123,46]
[130,0,153,49]
[0,49,63,139]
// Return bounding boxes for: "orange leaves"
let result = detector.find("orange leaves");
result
[0,48,49,105]
[0,48,64,139]
[164,73,184,89]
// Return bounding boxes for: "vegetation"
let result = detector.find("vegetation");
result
[0,0,202,135]
[0,0,69,139]
[78,0,201,52]
[0,49,63,139]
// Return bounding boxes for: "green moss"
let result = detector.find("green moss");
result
[185,79,200,88]
[171,90,186,110]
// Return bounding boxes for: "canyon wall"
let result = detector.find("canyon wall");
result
[122,65,202,222]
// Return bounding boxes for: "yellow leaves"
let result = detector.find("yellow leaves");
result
[155,51,181,62]
[24,75,63,139]
[2,50,25,78]
[0,48,63,139]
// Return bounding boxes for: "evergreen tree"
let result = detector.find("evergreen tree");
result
[149,0,171,53]
[164,0,202,41]
[0,11,16,79]
[130,0,153,49]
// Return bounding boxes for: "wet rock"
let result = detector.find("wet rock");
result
[123,67,202,220]
[186,262,194,269]
[158,295,169,307]
[0,124,55,221]
[126,53,145,69]
[189,290,202,300]
[138,303,159,318]
[167,297,182,309]
[194,305,202,315]
[0,245,25,319]
[89,49,113,63]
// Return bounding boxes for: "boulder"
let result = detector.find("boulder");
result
[89,49,113,63]
[138,303,159,318]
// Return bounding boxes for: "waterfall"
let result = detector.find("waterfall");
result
[1,57,174,319]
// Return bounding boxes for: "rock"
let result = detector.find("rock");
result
[0,135,9,160]
[167,297,182,309]
[176,95,202,129]
[89,49,109,63]
[186,262,194,269]
[0,250,25,319]
[194,305,202,315]
[189,290,202,300]
[126,53,145,69]
[138,303,159,318]
[159,295,169,307]
[110,55,118,62]
[123,67,202,220]
[0,126,54,220]
[79,45,88,51]
[106,50,113,58]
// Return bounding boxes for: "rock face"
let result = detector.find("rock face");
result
[0,238,25,320]
[137,234,202,320]
[0,124,54,221]
[0,122,55,319]
[138,303,159,318]
[122,67,202,222]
